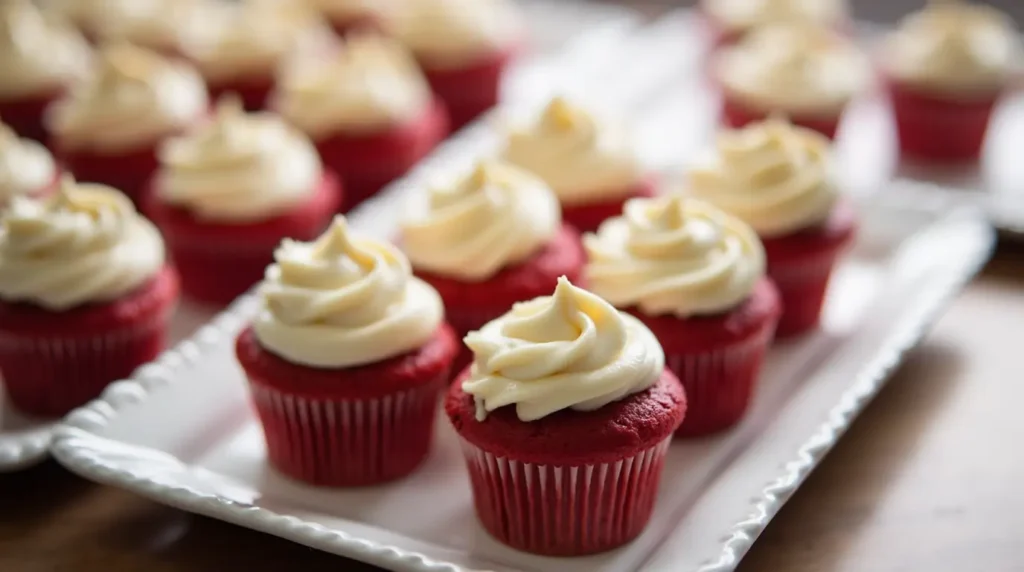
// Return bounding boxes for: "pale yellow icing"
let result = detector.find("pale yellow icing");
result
[462,277,664,422]
[0,122,56,206]
[392,0,521,68]
[0,0,91,99]
[0,177,165,311]
[702,0,847,35]
[253,216,445,368]
[584,195,765,318]
[401,160,560,282]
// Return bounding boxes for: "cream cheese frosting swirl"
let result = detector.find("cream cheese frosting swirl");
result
[702,0,848,35]
[716,23,868,115]
[503,98,643,206]
[0,122,57,206]
[47,44,209,152]
[253,216,444,368]
[0,177,165,311]
[392,0,522,68]
[584,195,765,318]
[157,97,322,223]
[0,0,91,99]
[401,161,560,282]
[79,0,210,54]
[883,0,1022,95]
[462,277,664,422]
[275,34,432,137]
[686,118,836,237]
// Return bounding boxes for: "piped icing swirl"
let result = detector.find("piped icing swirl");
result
[275,34,431,137]
[0,121,57,206]
[584,195,765,318]
[47,44,208,152]
[156,97,322,222]
[715,23,868,115]
[462,277,664,422]
[400,160,560,281]
[0,0,91,98]
[0,176,165,311]
[702,0,848,35]
[883,0,1022,95]
[392,0,521,68]
[686,117,836,237]
[253,216,444,368]
[503,98,643,206]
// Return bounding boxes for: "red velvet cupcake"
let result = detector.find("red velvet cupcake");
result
[447,277,685,555]
[48,44,209,206]
[0,1,91,143]
[503,97,656,233]
[879,1,1022,163]
[143,96,342,306]
[586,195,779,436]
[0,121,60,208]
[274,35,448,213]
[0,178,178,417]
[47,0,208,57]
[713,23,868,139]
[700,0,849,48]
[236,216,456,486]
[393,0,523,130]
[687,117,856,337]
[400,160,585,373]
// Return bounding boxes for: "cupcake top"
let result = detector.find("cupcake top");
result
[0,0,91,99]
[686,118,837,237]
[0,121,57,206]
[306,0,395,23]
[392,0,521,68]
[253,216,444,368]
[702,0,848,35]
[882,0,1022,95]
[156,96,322,223]
[0,176,165,311]
[584,194,765,318]
[462,277,664,422]
[47,44,209,152]
[275,34,431,137]
[401,160,561,282]
[502,98,643,207]
[715,23,868,115]
[55,0,212,54]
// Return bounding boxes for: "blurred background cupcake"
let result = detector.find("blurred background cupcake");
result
[0,120,59,208]
[304,0,396,36]
[44,0,212,57]
[701,0,849,48]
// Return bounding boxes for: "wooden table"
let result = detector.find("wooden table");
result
[2,240,1023,571]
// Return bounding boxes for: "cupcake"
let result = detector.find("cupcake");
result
[47,44,209,206]
[400,160,584,371]
[503,97,655,233]
[0,176,179,417]
[143,96,343,306]
[686,117,856,337]
[236,216,457,486]
[305,0,395,36]
[700,0,848,47]
[0,121,60,208]
[713,23,869,139]
[880,0,1022,163]
[274,34,448,213]
[47,0,211,56]
[447,277,686,555]
[0,0,90,142]
[585,195,779,436]
[392,0,522,130]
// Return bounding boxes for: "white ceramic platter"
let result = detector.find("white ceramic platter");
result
[51,5,994,572]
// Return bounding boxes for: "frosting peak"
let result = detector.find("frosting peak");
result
[0,0,90,98]
[701,0,848,34]
[392,0,522,68]
[0,121,56,206]
[253,216,444,368]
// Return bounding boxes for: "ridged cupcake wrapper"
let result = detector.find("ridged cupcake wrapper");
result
[458,438,672,556]
[769,253,841,338]
[249,381,445,487]
[668,323,775,437]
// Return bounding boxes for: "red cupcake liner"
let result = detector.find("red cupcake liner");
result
[421,45,517,131]
[208,75,274,111]
[885,77,1000,164]
[459,436,671,555]
[562,177,659,234]
[720,94,842,139]
[0,266,179,417]
[0,89,63,144]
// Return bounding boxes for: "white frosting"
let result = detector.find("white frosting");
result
[0,122,56,206]
[0,177,166,311]
[253,216,445,368]
[687,118,837,237]
[585,195,765,318]
[401,161,560,282]
[702,0,848,35]
[503,98,643,207]
[47,44,209,152]
[275,34,432,137]
[81,0,210,54]
[0,0,91,99]
[307,0,394,22]
[392,0,521,68]
[462,277,664,422]
[716,23,869,115]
